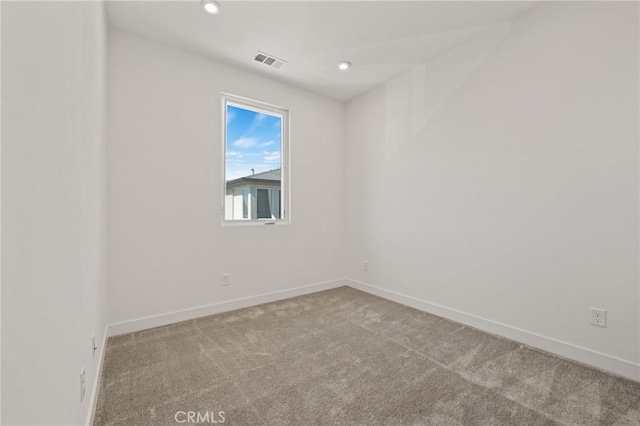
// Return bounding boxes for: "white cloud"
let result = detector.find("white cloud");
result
[263,151,281,162]
[226,151,243,159]
[253,113,267,124]
[226,110,236,125]
[258,140,274,148]
[241,113,269,134]
[231,137,258,148]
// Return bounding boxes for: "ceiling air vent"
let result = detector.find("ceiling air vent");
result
[253,51,287,70]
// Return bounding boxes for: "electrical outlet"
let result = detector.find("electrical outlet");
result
[591,308,607,328]
[91,333,97,357]
[80,367,86,402]
[222,273,230,287]
[363,261,369,272]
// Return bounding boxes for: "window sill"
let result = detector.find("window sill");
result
[221,220,289,227]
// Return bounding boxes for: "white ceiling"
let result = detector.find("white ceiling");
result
[106,1,540,102]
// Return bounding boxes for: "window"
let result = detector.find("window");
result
[256,189,271,219]
[222,94,289,224]
[242,187,249,219]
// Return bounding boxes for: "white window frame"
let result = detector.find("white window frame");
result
[221,93,290,226]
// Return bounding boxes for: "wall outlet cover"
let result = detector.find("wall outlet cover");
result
[590,308,607,328]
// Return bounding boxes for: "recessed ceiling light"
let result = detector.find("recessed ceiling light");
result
[202,0,221,14]
[338,61,352,71]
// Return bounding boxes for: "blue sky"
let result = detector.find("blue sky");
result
[226,104,282,180]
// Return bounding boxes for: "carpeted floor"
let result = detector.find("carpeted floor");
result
[94,287,640,425]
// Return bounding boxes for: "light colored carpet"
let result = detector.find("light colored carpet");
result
[94,287,640,425]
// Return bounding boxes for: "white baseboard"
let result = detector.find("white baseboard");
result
[86,324,109,426]
[346,279,640,382]
[107,279,347,337]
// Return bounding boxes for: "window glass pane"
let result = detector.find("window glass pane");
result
[242,188,249,219]
[256,189,271,219]
[225,101,283,222]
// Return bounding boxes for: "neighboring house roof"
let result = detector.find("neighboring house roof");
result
[226,169,281,186]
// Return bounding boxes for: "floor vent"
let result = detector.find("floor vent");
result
[253,51,287,69]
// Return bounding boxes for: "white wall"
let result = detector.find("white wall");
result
[1,1,4,420]
[108,30,345,327]
[2,1,109,425]
[346,2,639,379]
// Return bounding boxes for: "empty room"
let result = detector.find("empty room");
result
[2,0,639,425]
